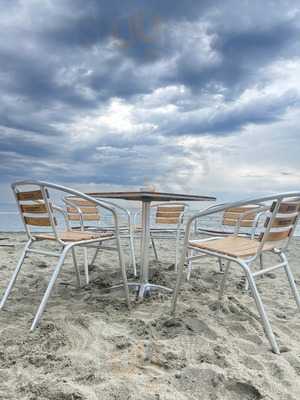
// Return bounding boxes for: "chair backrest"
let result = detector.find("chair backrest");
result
[64,197,101,227]
[260,198,300,246]
[222,205,262,228]
[154,203,187,225]
[12,184,58,239]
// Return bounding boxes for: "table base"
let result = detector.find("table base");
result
[110,282,172,299]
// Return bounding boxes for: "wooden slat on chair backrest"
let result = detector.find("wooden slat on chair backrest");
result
[260,199,300,242]
[65,197,100,222]
[23,216,52,226]
[155,205,184,224]
[16,190,44,201]
[222,205,260,227]
[20,203,48,213]
[16,189,55,227]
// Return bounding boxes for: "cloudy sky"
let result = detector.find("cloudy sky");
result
[1,0,300,201]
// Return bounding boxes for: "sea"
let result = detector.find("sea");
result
[0,201,299,236]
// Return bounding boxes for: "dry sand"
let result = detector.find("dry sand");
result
[1,232,300,400]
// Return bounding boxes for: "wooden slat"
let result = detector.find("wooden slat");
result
[17,190,43,201]
[223,218,254,227]
[190,236,275,258]
[156,211,182,218]
[271,201,300,214]
[21,203,47,213]
[157,206,184,213]
[223,211,257,221]
[24,216,53,226]
[67,206,98,214]
[156,217,180,224]
[265,216,296,228]
[34,230,114,242]
[262,229,291,242]
[66,198,95,206]
[278,202,300,213]
[68,214,100,221]
[226,206,259,213]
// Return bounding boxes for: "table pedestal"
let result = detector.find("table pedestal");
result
[137,200,172,298]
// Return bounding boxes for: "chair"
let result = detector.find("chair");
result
[64,196,137,284]
[0,181,130,331]
[134,202,188,270]
[171,193,300,354]
[188,204,267,279]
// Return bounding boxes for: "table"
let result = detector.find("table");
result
[89,191,216,298]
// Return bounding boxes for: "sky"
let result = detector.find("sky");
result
[1,0,300,202]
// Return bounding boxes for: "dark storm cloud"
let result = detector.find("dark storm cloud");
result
[160,89,300,136]
[0,0,300,188]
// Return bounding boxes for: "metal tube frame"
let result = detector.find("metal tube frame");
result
[65,196,137,282]
[171,191,300,354]
[1,180,131,330]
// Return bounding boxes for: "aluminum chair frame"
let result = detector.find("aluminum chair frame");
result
[0,180,130,331]
[133,202,189,271]
[171,192,300,354]
[64,196,137,284]
[188,204,268,280]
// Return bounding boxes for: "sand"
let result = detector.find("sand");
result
[1,232,300,400]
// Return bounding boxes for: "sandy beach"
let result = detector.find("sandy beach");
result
[1,232,300,400]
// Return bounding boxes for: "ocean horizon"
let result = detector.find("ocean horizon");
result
[1,201,299,236]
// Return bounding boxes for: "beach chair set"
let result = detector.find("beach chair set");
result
[0,181,187,330]
[1,180,300,354]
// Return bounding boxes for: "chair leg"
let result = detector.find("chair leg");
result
[240,261,280,354]
[83,247,89,285]
[218,258,224,273]
[259,254,264,270]
[71,248,81,287]
[30,247,69,331]
[218,261,231,305]
[150,234,159,261]
[171,251,186,314]
[0,239,32,310]
[116,237,131,309]
[175,228,181,272]
[280,253,300,311]
[186,249,194,281]
[244,261,253,292]
[90,246,100,266]
[128,232,137,277]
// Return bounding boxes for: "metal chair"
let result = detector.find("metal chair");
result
[0,180,130,331]
[134,202,188,270]
[188,204,267,280]
[171,193,300,354]
[64,196,137,284]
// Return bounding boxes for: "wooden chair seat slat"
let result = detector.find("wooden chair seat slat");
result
[33,230,113,242]
[190,236,276,258]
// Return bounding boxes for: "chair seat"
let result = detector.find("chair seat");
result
[190,235,277,258]
[34,230,114,242]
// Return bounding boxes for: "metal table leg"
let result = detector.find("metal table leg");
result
[109,200,172,299]
[137,200,172,299]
